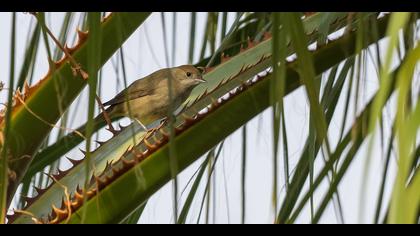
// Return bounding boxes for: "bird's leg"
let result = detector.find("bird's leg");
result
[95,95,116,133]
[135,118,168,140]
[134,119,156,139]
[133,118,149,132]
[146,118,168,137]
[158,117,168,127]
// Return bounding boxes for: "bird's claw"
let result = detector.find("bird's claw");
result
[144,118,168,139]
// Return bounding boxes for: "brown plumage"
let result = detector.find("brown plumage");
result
[101,65,205,127]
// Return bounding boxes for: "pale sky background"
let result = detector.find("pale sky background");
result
[0,12,401,223]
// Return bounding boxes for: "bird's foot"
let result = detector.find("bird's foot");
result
[159,117,168,126]
[144,128,155,139]
[144,125,162,139]
[143,119,169,139]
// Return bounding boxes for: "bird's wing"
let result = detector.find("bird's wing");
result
[103,72,166,107]
[103,88,149,107]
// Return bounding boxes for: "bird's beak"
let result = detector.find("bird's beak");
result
[194,77,206,83]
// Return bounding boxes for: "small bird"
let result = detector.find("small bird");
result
[97,65,206,132]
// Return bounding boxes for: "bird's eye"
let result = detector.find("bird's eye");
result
[186,72,192,77]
